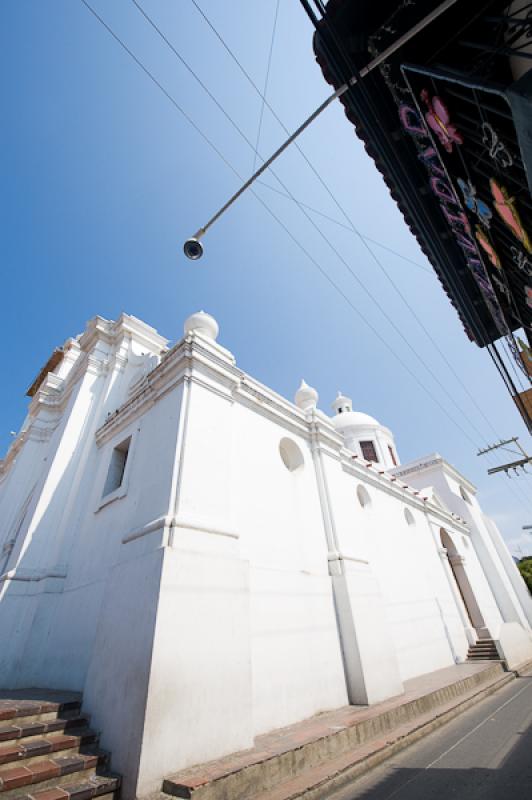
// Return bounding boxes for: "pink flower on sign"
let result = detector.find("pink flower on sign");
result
[420,89,463,153]
[490,179,532,255]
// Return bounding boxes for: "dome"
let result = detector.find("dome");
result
[332,410,380,432]
[329,391,398,467]
[184,310,219,340]
[331,392,380,431]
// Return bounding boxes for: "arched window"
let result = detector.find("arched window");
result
[360,440,379,462]
[357,485,371,508]
[279,438,304,472]
[404,508,415,526]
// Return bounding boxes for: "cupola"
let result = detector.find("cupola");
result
[331,392,400,469]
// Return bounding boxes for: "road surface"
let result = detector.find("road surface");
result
[327,672,532,800]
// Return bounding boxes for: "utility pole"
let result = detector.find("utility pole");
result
[477,437,531,476]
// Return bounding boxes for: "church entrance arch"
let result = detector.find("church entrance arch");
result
[440,529,486,632]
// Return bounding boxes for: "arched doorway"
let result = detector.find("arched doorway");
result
[440,529,486,632]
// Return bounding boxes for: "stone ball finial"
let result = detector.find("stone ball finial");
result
[295,379,318,411]
[184,310,219,341]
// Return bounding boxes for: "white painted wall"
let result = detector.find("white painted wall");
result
[2,311,531,799]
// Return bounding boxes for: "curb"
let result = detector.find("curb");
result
[284,671,516,800]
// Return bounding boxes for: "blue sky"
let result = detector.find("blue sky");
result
[1,0,531,553]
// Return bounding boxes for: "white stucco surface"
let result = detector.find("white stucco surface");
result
[1,311,531,799]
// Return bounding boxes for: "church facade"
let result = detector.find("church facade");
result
[1,311,531,799]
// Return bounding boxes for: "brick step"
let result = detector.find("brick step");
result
[163,663,509,800]
[0,729,99,767]
[17,773,120,800]
[0,717,91,746]
[0,748,108,799]
[0,701,81,729]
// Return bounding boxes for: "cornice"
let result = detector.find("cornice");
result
[94,332,234,445]
[233,377,310,439]
[95,332,326,446]
[340,453,468,531]
[392,454,477,494]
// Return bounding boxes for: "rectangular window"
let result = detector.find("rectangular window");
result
[103,437,131,497]
[388,445,398,466]
[360,440,378,462]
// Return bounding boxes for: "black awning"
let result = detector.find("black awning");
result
[312,0,532,355]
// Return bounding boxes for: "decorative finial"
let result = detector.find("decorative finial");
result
[184,310,219,341]
[332,391,352,414]
[295,379,318,411]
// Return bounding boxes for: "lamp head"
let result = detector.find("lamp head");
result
[183,237,204,260]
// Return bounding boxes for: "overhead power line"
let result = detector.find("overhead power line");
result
[256,180,434,275]
[132,0,506,453]
[187,0,532,515]
[252,0,280,173]
[187,0,508,446]
[79,0,532,517]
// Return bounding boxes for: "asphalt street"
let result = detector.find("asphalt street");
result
[326,672,532,800]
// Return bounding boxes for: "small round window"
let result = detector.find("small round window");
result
[279,438,304,472]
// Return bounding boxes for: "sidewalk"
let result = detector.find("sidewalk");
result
[163,662,515,800]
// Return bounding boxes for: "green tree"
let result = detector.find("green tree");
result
[517,557,532,594]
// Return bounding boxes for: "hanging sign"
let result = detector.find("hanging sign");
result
[398,101,509,336]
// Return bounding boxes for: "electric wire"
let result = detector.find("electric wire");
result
[79,0,532,517]
[134,0,513,455]
[256,179,434,274]
[188,0,509,447]
[252,0,280,173]
[189,0,435,275]
[189,0,532,513]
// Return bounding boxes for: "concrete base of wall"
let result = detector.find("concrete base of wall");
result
[161,662,511,800]
[496,621,532,670]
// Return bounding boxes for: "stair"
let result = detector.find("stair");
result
[0,691,120,800]
[467,638,501,661]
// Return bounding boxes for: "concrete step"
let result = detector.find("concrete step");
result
[0,717,91,746]
[467,640,500,663]
[0,729,99,767]
[163,663,511,800]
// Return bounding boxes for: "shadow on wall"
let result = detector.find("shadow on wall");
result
[0,379,106,690]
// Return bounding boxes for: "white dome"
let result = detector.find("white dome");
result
[332,410,380,432]
[184,310,219,340]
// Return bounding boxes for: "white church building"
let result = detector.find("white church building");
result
[1,310,531,798]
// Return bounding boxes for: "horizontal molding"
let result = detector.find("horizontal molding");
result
[328,551,369,566]
[0,566,67,583]
[121,513,239,545]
